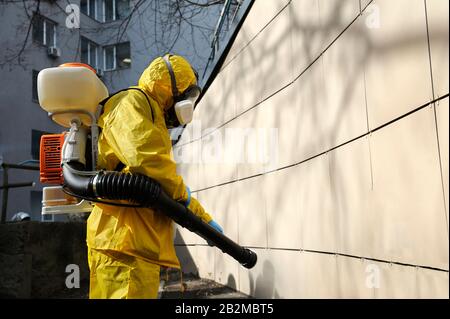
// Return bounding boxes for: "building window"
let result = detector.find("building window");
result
[81,0,129,22]
[31,129,50,160]
[103,45,115,70]
[81,37,99,69]
[32,14,56,47]
[116,0,130,20]
[32,70,39,102]
[80,0,97,20]
[104,0,115,21]
[103,42,130,71]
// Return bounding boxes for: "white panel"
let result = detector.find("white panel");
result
[295,58,330,161]
[417,268,449,298]
[250,1,294,101]
[290,0,323,76]
[174,128,194,147]
[370,107,449,269]
[318,0,361,47]
[262,85,299,170]
[198,183,238,243]
[225,0,291,64]
[374,263,418,299]
[297,251,339,298]
[298,154,337,252]
[228,41,263,118]
[230,106,268,179]
[196,245,216,280]
[265,165,302,249]
[198,126,238,190]
[174,225,198,246]
[435,98,449,227]
[230,84,301,177]
[426,0,449,98]
[214,249,240,291]
[223,28,252,69]
[329,137,373,258]
[360,0,373,11]
[363,0,433,129]
[196,65,236,129]
[337,256,375,298]
[239,249,339,298]
[270,249,303,298]
[236,176,267,248]
[228,102,281,179]
[174,140,201,191]
[322,19,369,148]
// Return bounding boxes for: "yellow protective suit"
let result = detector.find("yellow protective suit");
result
[87,55,212,299]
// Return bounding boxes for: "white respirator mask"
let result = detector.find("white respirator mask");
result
[162,54,201,128]
[174,85,201,125]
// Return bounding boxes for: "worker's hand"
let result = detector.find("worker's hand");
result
[207,220,223,247]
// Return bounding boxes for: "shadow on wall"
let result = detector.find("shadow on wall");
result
[248,260,279,298]
[174,228,199,276]
[227,273,237,290]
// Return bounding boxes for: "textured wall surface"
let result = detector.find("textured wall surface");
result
[0,221,89,298]
[174,0,449,298]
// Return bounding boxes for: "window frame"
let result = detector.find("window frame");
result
[81,0,98,20]
[103,0,117,23]
[81,0,129,22]
[103,44,117,71]
[33,14,57,47]
[80,36,99,69]
[103,42,130,71]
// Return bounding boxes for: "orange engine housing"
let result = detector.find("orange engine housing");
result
[40,134,65,184]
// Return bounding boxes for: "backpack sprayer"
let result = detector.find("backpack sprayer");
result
[37,63,257,269]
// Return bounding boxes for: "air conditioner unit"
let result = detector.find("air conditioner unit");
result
[95,68,104,77]
[47,46,61,58]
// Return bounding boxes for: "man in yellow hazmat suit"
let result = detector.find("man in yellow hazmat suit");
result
[86,54,223,299]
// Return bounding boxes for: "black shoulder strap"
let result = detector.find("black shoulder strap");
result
[99,87,155,123]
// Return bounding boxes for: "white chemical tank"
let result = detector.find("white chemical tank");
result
[37,63,109,127]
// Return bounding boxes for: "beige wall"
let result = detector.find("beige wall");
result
[174,0,449,298]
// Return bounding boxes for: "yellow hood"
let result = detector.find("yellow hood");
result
[138,55,197,111]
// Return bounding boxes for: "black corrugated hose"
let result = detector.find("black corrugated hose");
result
[62,162,257,269]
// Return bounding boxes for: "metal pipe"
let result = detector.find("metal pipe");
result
[0,182,35,190]
[2,163,39,171]
[1,164,8,223]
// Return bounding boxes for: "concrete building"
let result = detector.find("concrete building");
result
[0,0,228,221]
[174,0,449,298]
